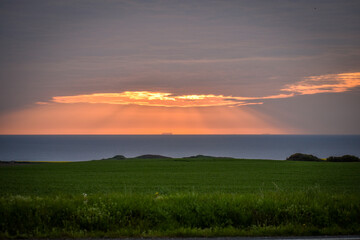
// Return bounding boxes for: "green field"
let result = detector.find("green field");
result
[1,157,360,237]
[1,158,359,195]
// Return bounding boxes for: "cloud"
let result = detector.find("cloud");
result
[281,72,360,95]
[148,56,317,65]
[51,91,263,107]
[45,72,360,108]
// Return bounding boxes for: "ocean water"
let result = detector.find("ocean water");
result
[0,135,359,162]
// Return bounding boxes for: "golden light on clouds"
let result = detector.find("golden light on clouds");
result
[46,72,360,108]
[1,72,358,135]
[281,72,360,95]
[51,91,264,107]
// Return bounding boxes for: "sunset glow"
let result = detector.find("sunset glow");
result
[1,1,359,135]
[45,72,360,109]
[0,103,293,135]
[51,92,263,107]
[282,72,360,95]
[1,71,356,135]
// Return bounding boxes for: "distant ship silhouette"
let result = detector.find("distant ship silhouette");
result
[161,132,173,135]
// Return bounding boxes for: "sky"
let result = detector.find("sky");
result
[0,0,359,134]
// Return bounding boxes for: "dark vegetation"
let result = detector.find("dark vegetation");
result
[286,153,321,162]
[327,155,360,162]
[112,155,126,160]
[135,154,172,159]
[1,192,359,238]
[113,153,360,162]
[186,154,230,159]
[286,153,360,162]
[111,154,223,159]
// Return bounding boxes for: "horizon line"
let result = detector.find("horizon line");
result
[1,134,360,136]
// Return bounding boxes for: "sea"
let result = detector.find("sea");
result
[0,135,359,162]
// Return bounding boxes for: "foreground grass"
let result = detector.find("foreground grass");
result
[1,191,359,238]
[1,158,359,237]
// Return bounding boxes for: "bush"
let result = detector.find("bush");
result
[327,155,360,162]
[187,155,216,158]
[286,153,321,162]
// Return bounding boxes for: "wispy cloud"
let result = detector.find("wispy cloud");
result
[149,56,317,64]
[281,72,360,95]
[52,91,263,107]
[45,72,360,108]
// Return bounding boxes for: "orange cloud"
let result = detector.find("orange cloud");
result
[51,91,264,107]
[3,72,357,135]
[43,72,360,108]
[281,72,360,95]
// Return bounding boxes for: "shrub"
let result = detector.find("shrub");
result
[188,155,215,158]
[286,153,321,162]
[135,155,172,159]
[327,155,360,162]
[1,192,360,238]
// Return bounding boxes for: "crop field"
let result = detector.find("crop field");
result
[1,157,360,238]
[1,158,359,195]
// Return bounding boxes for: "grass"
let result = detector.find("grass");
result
[1,191,359,238]
[1,158,359,195]
[1,157,360,237]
